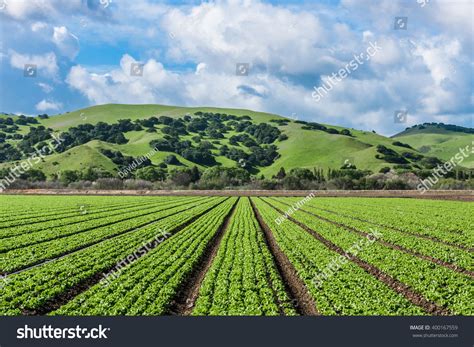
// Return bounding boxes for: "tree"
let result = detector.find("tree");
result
[275,167,286,179]
[164,154,181,165]
[82,167,98,181]
[21,169,46,182]
[190,166,201,183]
[60,170,80,185]
[135,167,166,181]
[340,129,352,136]
[169,168,194,186]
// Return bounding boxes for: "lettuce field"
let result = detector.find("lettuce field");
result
[0,195,472,316]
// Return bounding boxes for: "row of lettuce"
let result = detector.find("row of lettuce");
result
[0,196,471,315]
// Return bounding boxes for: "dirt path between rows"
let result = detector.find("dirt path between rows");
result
[290,200,474,253]
[21,198,229,316]
[167,198,239,316]
[3,189,473,201]
[250,198,319,316]
[269,198,474,278]
[261,199,451,316]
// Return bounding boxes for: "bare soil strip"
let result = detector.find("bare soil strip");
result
[250,198,319,316]
[21,198,229,316]
[270,198,474,278]
[290,201,473,253]
[4,189,473,201]
[167,198,240,316]
[6,198,223,277]
[261,199,451,316]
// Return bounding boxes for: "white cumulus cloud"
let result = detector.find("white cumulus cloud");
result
[35,99,62,112]
[9,50,59,78]
[52,26,79,59]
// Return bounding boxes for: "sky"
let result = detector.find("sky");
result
[0,0,472,136]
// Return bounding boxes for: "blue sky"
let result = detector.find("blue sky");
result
[0,0,472,135]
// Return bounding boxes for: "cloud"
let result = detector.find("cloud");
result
[9,50,59,78]
[66,55,183,105]
[35,99,62,112]
[31,22,48,32]
[1,0,94,21]
[52,26,79,59]
[37,82,54,93]
[1,0,472,135]
[161,0,335,75]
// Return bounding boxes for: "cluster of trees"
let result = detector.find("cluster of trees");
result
[150,136,216,166]
[100,149,152,175]
[392,141,413,149]
[295,120,352,136]
[0,115,39,127]
[0,119,136,163]
[0,167,46,182]
[404,122,474,134]
[55,122,130,152]
[0,111,285,175]
[269,119,290,126]
[0,143,22,162]
[375,144,443,170]
[375,145,409,164]
[147,112,283,168]
[0,118,20,135]
[17,126,53,154]
[2,162,473,191]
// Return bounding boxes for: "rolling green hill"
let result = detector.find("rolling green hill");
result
[393,124,474,169]
[1,105,472,178]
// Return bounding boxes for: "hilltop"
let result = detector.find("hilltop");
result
[393,123,474,169]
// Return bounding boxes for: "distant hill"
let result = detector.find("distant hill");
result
[393,123,473,169]
[1,105,472,177]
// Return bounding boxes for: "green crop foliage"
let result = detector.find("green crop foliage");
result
[193,198,296,316]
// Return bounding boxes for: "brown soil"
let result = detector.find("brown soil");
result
[250,198,319,316]
[3,189,473,201]
[270,198,474,278]
[21,198,228,315]
[261,199,451,316]
[167,198,239,316]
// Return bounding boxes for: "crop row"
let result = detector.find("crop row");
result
[0,197,203,252]
[0,196,161,224]
[0,197,227,315]
[275,198,473,272]
[0,199,165,240]
[251,198,424,315]
[0,199,157,231]
[0,197,212,274]
[53,198,238,315]
[193,198,296,316]
[301,197,473,247]
[265,198,473,315]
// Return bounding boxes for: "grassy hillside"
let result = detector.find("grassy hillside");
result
[1,105,470,177]
[394,124,474,169]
